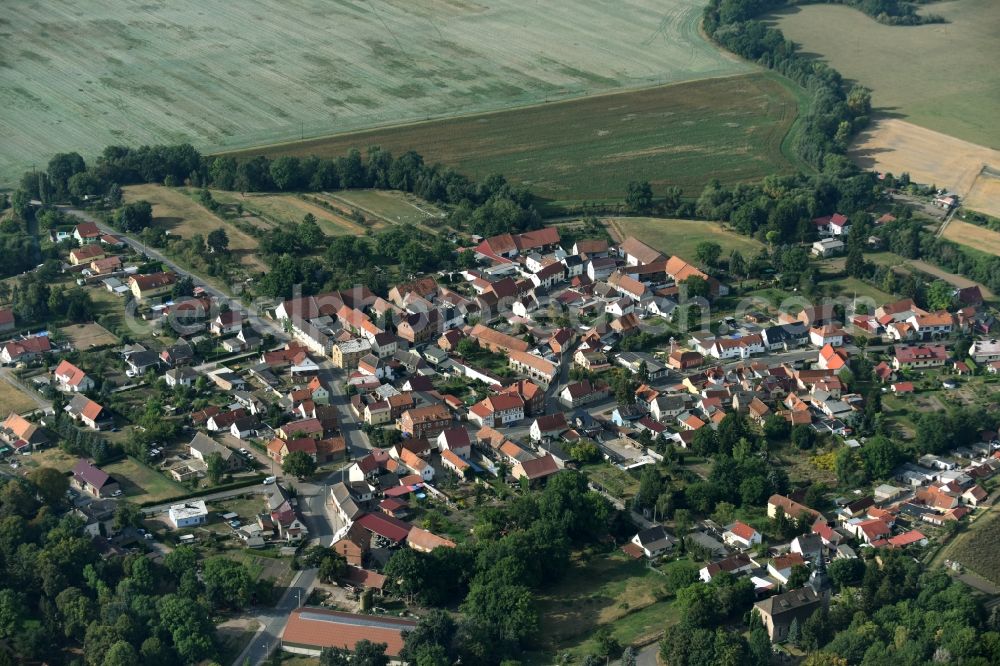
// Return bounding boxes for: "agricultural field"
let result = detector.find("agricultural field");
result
[122,184,266,271]
[963,168,1000,219]
[849,119,1000,203]
[0,0,752,186]
[606,216,765,261]
[101,457,186,504]
[209,190,369,237]
[58,322,118,349]
[230,72,804,203]
[771,0,1000,149]
[0,378,41,415]
[942,220,1000,257]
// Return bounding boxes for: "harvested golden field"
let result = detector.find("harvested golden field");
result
[942,220,1000,257]
[772,0,1000,148]
[849,119,1000,198]
[963,169,1000,218]
[123,185,266,271]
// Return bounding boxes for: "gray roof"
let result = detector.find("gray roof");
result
[755,586,822,617]
[188,433,233,460]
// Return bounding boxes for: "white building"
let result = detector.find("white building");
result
[168,500,208,529]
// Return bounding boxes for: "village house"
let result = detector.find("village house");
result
[699,553,757,582]
[54,359,95,392]
[69,244,106,266]
[768,552,807,584]
[469,393,524,428]
[627,526,677,559]
[210,310,245,336]
[168,500,208,529]
[508,350,558,386]
[71,459,120,498]
[188,432,243,471]
[0,335,52,365]
[128,271,177,300]
[559,379,609,408]
[723,521,761,549]
[530,413,568,442]
[73,222,102,244]
[754,586,824,643]
[892,344,948,371]
[399,403,452,439]
[1,413,46,451]
[65,394,108,430]
[512,453,560,485]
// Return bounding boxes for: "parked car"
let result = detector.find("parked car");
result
[112,490,123,497]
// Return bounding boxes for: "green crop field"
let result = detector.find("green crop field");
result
[0,0,752,187]
[771,0,1000,149]
[230,72,805,203]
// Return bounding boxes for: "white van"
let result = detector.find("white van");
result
[263,476,276,485]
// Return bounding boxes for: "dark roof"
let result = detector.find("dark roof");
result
[755,587,822,617]
[72,459,113,489]
[355,512,412,543]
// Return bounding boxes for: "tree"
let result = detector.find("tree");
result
[103,641,139,666]
[0,590,25,638]
[787,565,810,590]
[352,640,389,666]
[828,558,865,589]
[859,435,904,480]
[113,502,145,531]
[28,466,68,505]
[594,626,621,658]
[318,552,348,583]
[115,201,153,232]
[625,181,653,213]
[792,424,816,450]
[786,617,801,646]
[679,275,710,300]
[695,241,722,268]
[202,557,254,610]
[729,250,747,280]
[282,450,317,479]
[621,646,637,666]
[926,280,955,311]
[171,275,194,299]
[205,452,225,485]
[206,228,229,254]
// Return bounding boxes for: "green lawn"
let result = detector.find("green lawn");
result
[102,457,185,503]
[822,276,897,307]
[607,216,765,262]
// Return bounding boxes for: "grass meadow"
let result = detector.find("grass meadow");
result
[122,185,267,271]
[232,73,805,204]
[607,216,765,261]
[0,0,750,186]
[771,0,1000,149]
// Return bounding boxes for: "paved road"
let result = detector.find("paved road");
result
[0,367,52,413]
[231,567,318,666]
[318,360,371,457]
[60,206,290,341]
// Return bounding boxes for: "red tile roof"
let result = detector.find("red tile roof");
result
[281,608,415,657]
[355,512,412,543]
